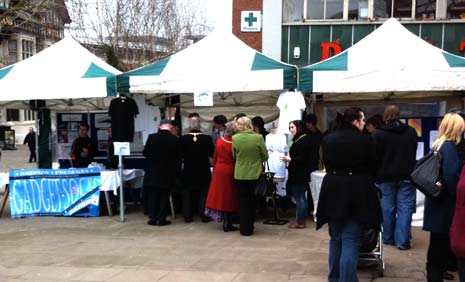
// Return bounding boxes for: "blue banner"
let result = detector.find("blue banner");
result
[9,167,101,218]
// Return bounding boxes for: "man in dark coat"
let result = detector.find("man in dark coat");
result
[180,116,214,222]
[143,119,181,226]
[372,105,418,250]
[70,123,95,168]
[316,107,381,282]
[304,113,323,214]
[23,127,36,163]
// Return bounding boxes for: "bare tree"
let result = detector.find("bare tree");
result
[66,0,211,70]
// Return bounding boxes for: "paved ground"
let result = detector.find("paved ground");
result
[0,146,460,282]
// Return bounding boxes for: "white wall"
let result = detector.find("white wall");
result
[262,0,282,61]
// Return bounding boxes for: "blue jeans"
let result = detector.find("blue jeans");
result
[377,180,416,249]
[328,220,363,282]
[293,190,307,222]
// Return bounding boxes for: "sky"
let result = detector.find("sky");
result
[193,0,232,32]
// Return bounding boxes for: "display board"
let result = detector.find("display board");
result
[404,117,440,158]
[57,112,145,169]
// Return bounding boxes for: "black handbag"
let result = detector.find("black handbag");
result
[410,150,444,198]
[255,162,275,198]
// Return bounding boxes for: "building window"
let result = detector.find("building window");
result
[290,0,461,20]
[283,0,304,22]
[416,0,436,19]
[447,0,465,18]
[22,40,34,60]
[0,0,9,8]
[349,0,369,19]
[24,110,34,121]
[371,0,415,17]
[394,0,414,17]
[7,39,17,64]
[307,0,344,19]
[6,109,19,122]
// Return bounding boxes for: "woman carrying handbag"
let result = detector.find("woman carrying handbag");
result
[423,112,464,282]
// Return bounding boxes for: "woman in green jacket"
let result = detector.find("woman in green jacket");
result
[232,117,269,236]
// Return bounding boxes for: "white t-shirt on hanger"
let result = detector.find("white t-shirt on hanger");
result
[266,130,288,197]
[276,91,306,134]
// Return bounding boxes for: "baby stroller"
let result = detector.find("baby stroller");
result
[358,226,384,276]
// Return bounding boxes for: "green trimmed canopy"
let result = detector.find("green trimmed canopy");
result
[299,18,465,94]
[117,32,297,94]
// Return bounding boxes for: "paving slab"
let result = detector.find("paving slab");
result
[0,146,461,282]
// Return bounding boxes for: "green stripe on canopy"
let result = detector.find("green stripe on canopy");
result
[117,57,170,94]
[81,63,118,96]
[251,52,297,89]
[299,51,348,93]
[0,65,14,80]
[443,52,465,67]
[81,63,115,78]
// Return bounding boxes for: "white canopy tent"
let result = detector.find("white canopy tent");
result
[0,37,121,110]
[117,31,297,94]
[116,31,298,124]
[299,18,465,101]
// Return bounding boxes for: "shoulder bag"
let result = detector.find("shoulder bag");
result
[410,150,443,198]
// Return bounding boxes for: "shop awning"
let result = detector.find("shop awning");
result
[299,18,465,95]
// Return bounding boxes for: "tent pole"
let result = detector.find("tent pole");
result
[35,110,39,168]
[118,151,124,222]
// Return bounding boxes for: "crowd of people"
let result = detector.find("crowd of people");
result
[62,105,465,282]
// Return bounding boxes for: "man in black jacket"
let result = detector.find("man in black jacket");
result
[143,119,181,226]
[23,127,36,162]
[372,105,418,250]
[304,114,323,215]
[70,123,95,168]
[180,116,214,223]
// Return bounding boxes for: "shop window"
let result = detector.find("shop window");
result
[283,0,304,22]
[416,0,436,19]
[6,109,19,122]
[349,0,369,19]
[447,0,465,19]
[22,39,34,60]
[372,0,414,17]
[373,0,391,17]
[307,0,344,19]
[7,39,17,64]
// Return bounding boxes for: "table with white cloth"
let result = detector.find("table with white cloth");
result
[0,169,145,217]
[309,170,426,225]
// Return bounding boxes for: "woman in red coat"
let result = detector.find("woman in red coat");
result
[451,166,465,281]
[205,123,239,232]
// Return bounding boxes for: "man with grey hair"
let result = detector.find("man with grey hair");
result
[180,116,215,222]
[143,119,181,226]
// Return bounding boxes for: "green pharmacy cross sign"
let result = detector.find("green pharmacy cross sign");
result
[245,12,257,27]
[241,11,261,32]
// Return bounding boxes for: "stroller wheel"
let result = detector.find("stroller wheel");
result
[377,258,384,277]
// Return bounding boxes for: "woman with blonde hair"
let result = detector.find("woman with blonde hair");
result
[232,117,268,236]
[424,112,465,282]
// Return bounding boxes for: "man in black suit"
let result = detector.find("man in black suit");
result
[180,116,215,222]
[143,119,181,226]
